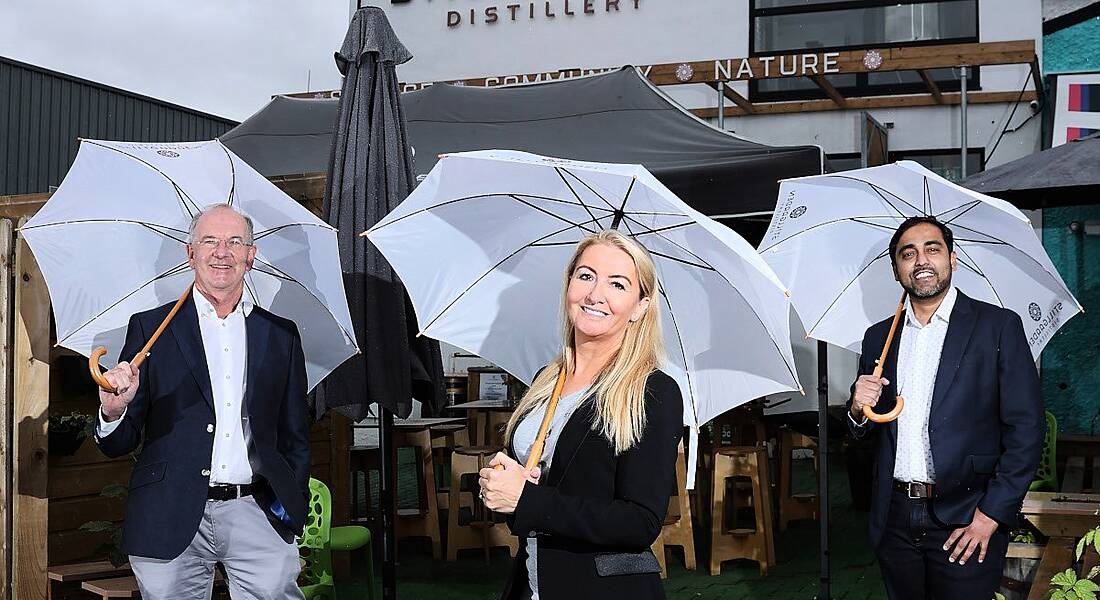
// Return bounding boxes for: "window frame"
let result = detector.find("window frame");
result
[749,0,981,102]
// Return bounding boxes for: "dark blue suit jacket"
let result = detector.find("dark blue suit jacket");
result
[94,294,311,560]
[847,290,1043,549]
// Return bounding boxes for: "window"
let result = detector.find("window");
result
[750,0,979,102]
[889,149,984,183]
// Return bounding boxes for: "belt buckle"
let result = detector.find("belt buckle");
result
[232,484,242,499]
[907,482,922,499]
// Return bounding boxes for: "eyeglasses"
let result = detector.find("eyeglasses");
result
[194,236,252,251]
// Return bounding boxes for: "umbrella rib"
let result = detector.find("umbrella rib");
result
[368,193,608,233]
[650,250,715,271]
[624,219,698,238]
[617,177,637,215]
[80,141,203,216]
[935,200,983,225]
[826,175,923,216]
[507,195,597,234]
[555,167,599,224]
[621,217,798,375]
[656,286,701,428]
[529,240,584,248]
[804,249,891,338]
[560,168,617,211]
[756,215,902,253]
[56,261,192,346]
[251,222,338,241]
[218,142,238,207]
[952,244,1006,308]
[924,177,931,215]
[421,217,604,332]
[20,219,190,243]
[250,259,359,349]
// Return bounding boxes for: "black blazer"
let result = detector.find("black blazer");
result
[94,294,311,560]
[847,290,1043,549]
[500,370,684,600]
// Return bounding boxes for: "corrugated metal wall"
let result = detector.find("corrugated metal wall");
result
[0,56,238,195]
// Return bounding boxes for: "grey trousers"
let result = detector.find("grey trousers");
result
[130,496,305,600]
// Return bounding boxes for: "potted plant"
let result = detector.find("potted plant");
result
[48,411,92,457]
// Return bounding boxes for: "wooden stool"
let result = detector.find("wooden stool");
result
[446,446,519,562]
[393,428,443,559]
[652,440,696,577]
[778,428,819,531]
[709,446,776,576]
[431,423,470,510]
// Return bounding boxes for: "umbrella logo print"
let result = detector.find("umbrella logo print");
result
[790,205,808,218]
[1028,302,1042,322]
[156,150,180,158]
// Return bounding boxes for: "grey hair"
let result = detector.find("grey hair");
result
[188,203,254,244]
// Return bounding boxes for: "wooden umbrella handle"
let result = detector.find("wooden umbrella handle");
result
[493,366,568,471]
[862,291,907,424]
[89,284,194,393]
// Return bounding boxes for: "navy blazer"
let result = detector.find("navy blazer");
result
[847,290,1044,549]
[94,294,311,560]
[500,370,684,600]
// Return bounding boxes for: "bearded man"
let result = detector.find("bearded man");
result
[847,216,1043,600]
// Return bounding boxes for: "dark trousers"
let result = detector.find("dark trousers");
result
[877,488,1008,600]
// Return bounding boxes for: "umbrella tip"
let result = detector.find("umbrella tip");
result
[798,386,806,396]
[784,290,791,298]
[438,153,447,159]
[358,230,369,237]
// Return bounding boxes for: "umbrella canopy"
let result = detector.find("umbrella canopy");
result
[318,6,445,420]
[221,68,823,216]
[961,131,1100,209]
[366,149,802,431]
[21,139,358,390]
[760,161,1082,358]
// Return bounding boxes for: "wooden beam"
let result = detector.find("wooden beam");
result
[401,40,1038,90]
[0,194,49,220]
[1030,55,1044,97]
[12,224,50,600]
[0,220,12,600]
[692,90,1039,118]
[918,70,944,104]
[809,75,847,108]
[1027,538,1076,600]
[708,82,753,114]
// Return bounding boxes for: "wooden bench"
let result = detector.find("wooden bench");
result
[47,561,131,599]
[80,570,225,599]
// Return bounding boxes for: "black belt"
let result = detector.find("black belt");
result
[893,479,935,499]
[207,483,255,501]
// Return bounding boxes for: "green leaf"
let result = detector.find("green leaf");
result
[996,593,1007,600]
[1074,579,1100,594]
[1055,569,1081,586]
[78,520,117,534]
[99,484,128,499]
[1088,566,1100,581]
[1080,537,1089,561]
[1049,589,1066,600]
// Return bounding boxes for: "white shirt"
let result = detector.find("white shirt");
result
[98,290,255,485]
[892,285,957,484]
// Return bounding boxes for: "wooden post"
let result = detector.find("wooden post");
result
[1,219,15,599]
[12,223,50,600]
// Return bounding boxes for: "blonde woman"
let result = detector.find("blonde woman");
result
[478,230,684,600]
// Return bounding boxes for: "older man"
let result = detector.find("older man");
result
[95,203,310,599]
[848,216,1043,600]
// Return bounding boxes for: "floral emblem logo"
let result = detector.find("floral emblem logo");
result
[156,150,180,158]
[790,206,808,218]
[1028,302,1042,322]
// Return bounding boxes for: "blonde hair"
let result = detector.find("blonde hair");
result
[505,230,664,454]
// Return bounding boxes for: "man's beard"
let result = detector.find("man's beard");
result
[902,268,951,299]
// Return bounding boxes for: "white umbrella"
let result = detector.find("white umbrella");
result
[366,149,802,438]
[21,139,358,390]
[760,160,1081,360]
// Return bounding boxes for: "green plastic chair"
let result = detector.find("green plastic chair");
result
[299,478,376,600]
[1030,411,1058,491]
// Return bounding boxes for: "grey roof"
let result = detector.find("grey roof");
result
[961,131,1100,208]
[222,67,823,216]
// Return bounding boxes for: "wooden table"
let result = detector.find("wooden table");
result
[47,561,131,599]
[350,416,467,559]
[1021,491,1100,538]
[449,400,514,447]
